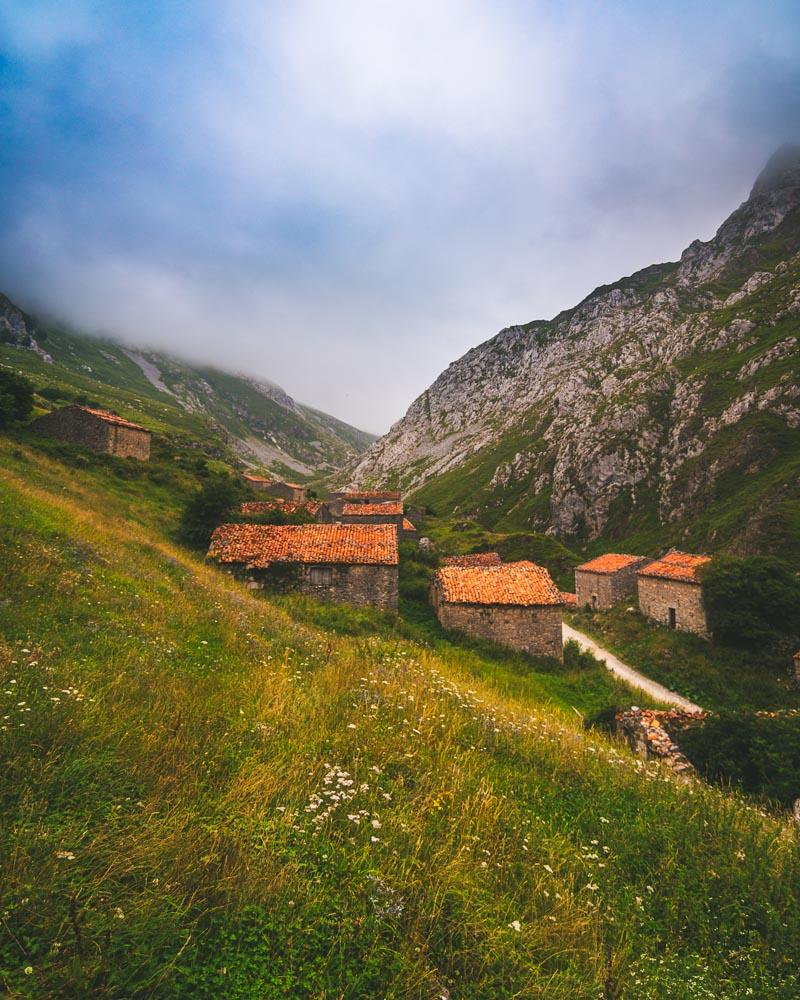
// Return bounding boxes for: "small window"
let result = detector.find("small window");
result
[668,607,676,629]
[309,566,333,586]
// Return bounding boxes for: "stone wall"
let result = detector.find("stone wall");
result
[575,558,648,610]
[266,482,306,502]
[32,406,150,460]
[637,576,710,638]
[340,512,404,529]
[229,562,398,611]
[615,708,704,778]
[431,590,563,659]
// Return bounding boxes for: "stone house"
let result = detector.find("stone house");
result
[32,404,151,460]
[207,522,399,610]
[243,474,306,502]
[637,551,711,638]
[441,552,502,568]
[242,474,272,492]
[575,553,650,610]
[338,501,404,529]
[430,560,565,659]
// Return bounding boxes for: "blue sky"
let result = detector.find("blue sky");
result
[1,1,799,432]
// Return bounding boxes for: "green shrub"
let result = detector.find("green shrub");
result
[178,472,244,548]
[679,712,800,808]
[701,555,800,648]
[0,368,34,427]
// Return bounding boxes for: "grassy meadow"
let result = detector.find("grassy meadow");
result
[1,434,800,997]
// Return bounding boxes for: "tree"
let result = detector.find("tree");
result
[0,369,34,428]
[701,555,800,648]
[178,473,244,549]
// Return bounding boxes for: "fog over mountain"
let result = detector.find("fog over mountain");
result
[1,0,799,430]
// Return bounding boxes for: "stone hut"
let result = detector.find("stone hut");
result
[637,550,711,638]
[338,501,404,529]
[207,522,399,610]
[242,475,306,502]
[575,553,650,610]
[441,552,502,568]
[32,404,151,460]
[430,560,565,659]
[243,474,272,492]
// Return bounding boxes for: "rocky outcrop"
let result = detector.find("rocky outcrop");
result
[350,147,800,546]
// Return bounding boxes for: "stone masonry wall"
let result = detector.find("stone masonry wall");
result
[32,406,150,460]
[432,593,563,659]
[232,562,398,611]
[637,576,710,638]
[340,512,404,529]
[266,482,306,502]
[575,559,648,610]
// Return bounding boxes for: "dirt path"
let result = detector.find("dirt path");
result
[563,623,703,712]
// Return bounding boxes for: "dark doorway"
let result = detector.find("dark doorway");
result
[668,607,676,629]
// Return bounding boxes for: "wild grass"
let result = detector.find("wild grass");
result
[1,441,800,997]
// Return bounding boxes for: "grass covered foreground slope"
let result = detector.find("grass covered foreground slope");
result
[1,449,800,997]
[0,292,375,480]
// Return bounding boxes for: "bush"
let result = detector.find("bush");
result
[701,555,800,648]
[679,712,800,809]
[0,369,34,428]
[178,473,244,549]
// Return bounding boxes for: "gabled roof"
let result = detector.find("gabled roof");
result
[342,502,403,516]
[78,406,148,432]
[208,523,399,567]
[576,553,647,575]
[638,550,710,584]
[559,591,578,606]
[441,552,502,568]
[402,518,416,531]
[243,473,271,484]
[434,561,562,607]
[344,490,402,502]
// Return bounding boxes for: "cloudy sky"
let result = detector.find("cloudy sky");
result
[1,1,799,432]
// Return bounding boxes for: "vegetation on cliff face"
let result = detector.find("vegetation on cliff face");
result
[2,432,800,997]
[350,147,800,559]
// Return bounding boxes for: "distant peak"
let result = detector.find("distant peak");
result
[749,143,800,198]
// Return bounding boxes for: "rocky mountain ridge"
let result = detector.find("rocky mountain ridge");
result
[350,146,800,554]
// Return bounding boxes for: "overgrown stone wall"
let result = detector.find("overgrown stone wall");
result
[575,558,648,610]
[637,576,709,638]
[431,592,563,659]
[32,406,150,460]
[227,562,398,611]
[615,708,704,778]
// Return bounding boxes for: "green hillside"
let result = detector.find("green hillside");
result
[0,293,375,481]
[1,421,799,996]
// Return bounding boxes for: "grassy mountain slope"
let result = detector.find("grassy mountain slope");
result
[1,435,800,996]
[350,147,800,560]
[0,294,375,480]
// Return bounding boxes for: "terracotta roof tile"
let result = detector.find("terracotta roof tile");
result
[79,406,148,432]
[435,561,562,606]
[559,591,578,606]
[402,518,416,531]
[441,552,502,567]
[342,502,403,516]
[576,553,647,575]
[638,550,710,584]
[208,523,398,567]
[243,473,271,484]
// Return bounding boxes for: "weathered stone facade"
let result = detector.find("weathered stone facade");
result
[230,562,398,611]
[637,576,710,638]
[266,481,306,502]
[32,405,151,460]
[430,588,563,659]
[575,556,650,610]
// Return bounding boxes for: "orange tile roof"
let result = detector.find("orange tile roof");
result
[345,490,402,502]
[576,553,646,575]
[208,523,399,567]
[441,552,502,567]
[240,500,322,517]
[243,473,271,484]
[342,502,403,517]
[402,518,416,531]
[559,591,578,606]
[79,406,148,432]
[283,482,304,490]
[435,561,562,606]
[638,550,710,584]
